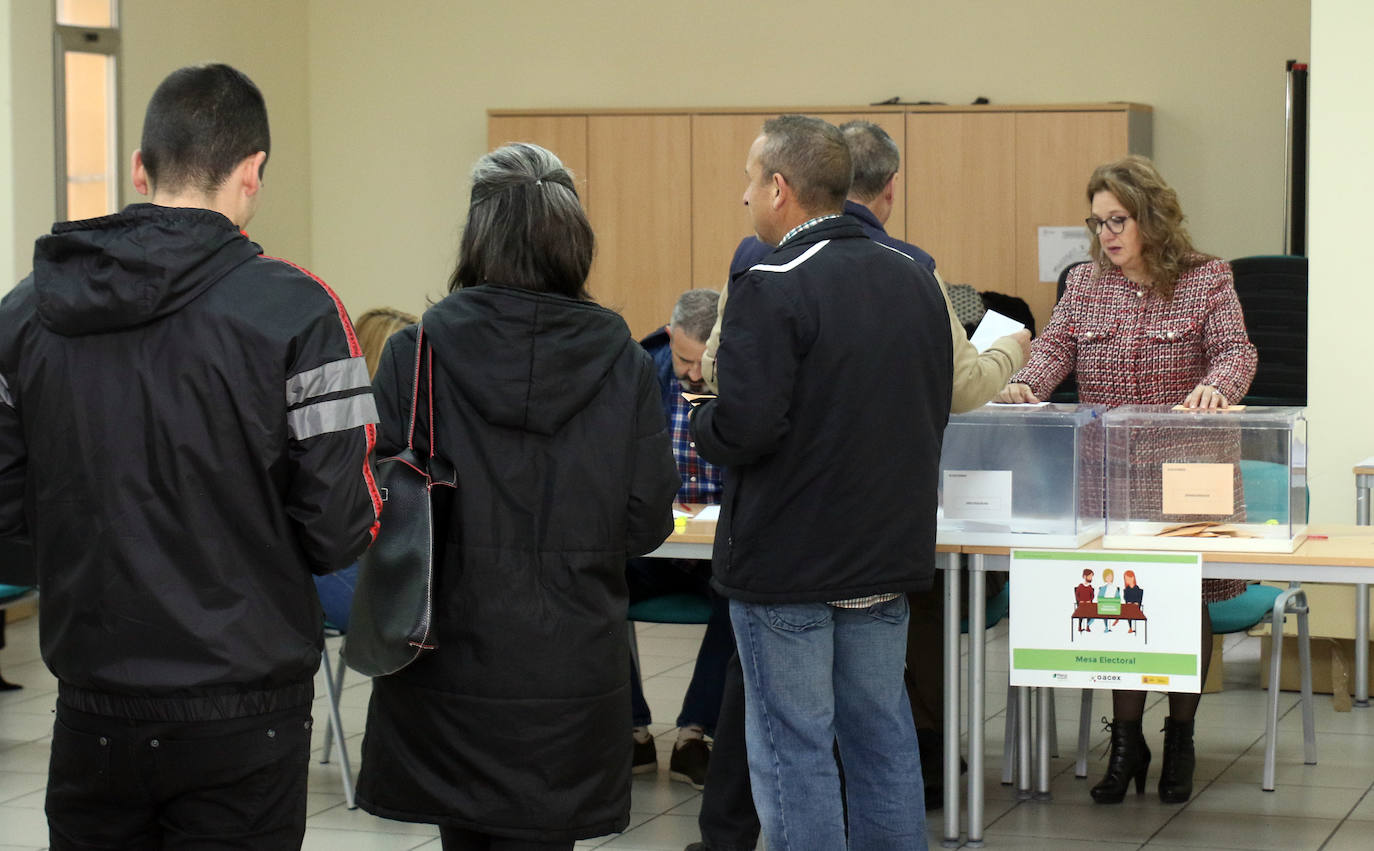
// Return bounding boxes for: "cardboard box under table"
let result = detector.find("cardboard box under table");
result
[938,403,1106,548]
[1102,405,1308,553]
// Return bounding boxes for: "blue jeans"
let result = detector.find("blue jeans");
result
[313,564,358,632]
[730,597,927,851]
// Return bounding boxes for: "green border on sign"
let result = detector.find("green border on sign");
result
[1014,649,1197,674]
[1012,550,1198,564]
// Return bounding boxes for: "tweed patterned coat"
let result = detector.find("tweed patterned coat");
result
[1014,257,1258,603]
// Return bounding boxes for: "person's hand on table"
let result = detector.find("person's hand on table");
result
[1182,384,1227,409]
[995,382,1040,404]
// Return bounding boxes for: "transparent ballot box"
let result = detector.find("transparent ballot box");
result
[936,403,1106,548]
[1102,405,1308,553]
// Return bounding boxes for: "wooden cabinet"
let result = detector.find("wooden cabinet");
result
[490,104,1150,338]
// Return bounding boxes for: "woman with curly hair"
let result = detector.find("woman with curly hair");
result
[998,155,1257,805]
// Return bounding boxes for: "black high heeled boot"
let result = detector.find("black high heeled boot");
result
[1090,718,1151,804]
[1158,717,1196,803]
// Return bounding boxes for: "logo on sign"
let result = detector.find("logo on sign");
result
[1091,674,1123,683]
[1142,675,1170,685]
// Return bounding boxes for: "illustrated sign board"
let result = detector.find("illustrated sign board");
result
[1009,549,1202,693]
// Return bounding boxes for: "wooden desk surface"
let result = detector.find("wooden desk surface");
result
[964,525,1374,567]
[661,504,961,553]
[1354,457,1374,476]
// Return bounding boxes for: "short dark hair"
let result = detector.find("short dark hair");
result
[758,115,851,214]
[139,64,270,194]
[838,120,899,202]
[449,143,594,299]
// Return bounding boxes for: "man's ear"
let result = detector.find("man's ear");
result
[241,150,267,196]
[237,151,268,197]
[131,150,151,196]
[771,173,789,211]
[663,324,673,340]
[883,173,897,205]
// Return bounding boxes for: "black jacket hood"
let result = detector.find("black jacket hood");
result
[422,284,634,436]
[32,204,261,336]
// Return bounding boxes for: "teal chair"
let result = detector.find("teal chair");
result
[626,592,714,702]
[0,584,34,609]
[1071,459,1315,789]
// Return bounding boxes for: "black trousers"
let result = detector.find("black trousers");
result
[696,650,760,851]
[439,826,572,850]
[46,702,312,850]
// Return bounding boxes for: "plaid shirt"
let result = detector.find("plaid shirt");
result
[1013,257,1256,406]
[669,390,722,503]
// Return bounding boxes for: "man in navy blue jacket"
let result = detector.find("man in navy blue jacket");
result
[690,115,951,850]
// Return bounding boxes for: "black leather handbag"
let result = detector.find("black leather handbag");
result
[344,325,456,677]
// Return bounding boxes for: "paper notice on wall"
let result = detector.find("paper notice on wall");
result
[943,470,1013,521]
[1161,463,1235,516]
[1038,226,1092,283]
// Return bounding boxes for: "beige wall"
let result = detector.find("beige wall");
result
[119,0,312,265]
[0,5,12,285]
[1308,0,1372,525]
[306,0,1310,319]
[2,1,312,283]
[6,1,56,284]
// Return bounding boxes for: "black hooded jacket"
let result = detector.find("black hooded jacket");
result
[0,204,382,720]
[356,283,679,842]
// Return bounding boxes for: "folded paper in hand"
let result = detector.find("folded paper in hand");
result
[968,309,1025,353]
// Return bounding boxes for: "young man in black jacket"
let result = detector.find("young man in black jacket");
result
[690,115,951,850]
[0,65,381,850]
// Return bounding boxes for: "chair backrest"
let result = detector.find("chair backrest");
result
[628,592,713,625]
[1230,255,1307,406]
[1047,261,1091,403]
[0,584,36,610]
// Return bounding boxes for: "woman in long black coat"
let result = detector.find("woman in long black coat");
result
[356,143,680,850]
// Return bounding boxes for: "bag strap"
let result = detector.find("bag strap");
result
[404,325,424,451]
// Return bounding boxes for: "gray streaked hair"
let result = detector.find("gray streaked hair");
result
[449,142,594,298]
[758,115,851,214]
[838,120,899,202]
[669,289,720,342]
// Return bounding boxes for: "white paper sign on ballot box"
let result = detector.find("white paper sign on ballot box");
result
[1009,549,1202,693]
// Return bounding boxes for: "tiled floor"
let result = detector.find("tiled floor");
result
[2,612,1373,849]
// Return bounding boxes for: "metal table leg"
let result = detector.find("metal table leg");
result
[967,553,987,847]
[1355,476,1371,707]
[941,552,962,848]
[1357,586,1370,708]
[1035,686,1053,799]
[1016,686,1031,800]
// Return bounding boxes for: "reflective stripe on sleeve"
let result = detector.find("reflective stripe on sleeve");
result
[287,394,380,441]
[0,374,11,408]
[285,357,370,406]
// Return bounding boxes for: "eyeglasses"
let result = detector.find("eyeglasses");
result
[1085,215,1131,235]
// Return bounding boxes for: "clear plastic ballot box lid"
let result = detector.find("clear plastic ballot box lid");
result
[1101,405,1308,552]
[937,403,1107,548]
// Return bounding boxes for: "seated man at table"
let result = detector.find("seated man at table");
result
[1076,568,1096,632]
[627,288,732,789]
